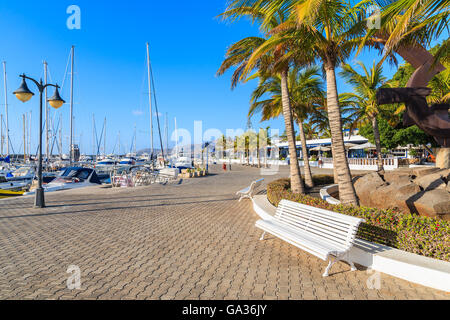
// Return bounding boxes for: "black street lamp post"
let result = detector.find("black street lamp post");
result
[13,74,65,208]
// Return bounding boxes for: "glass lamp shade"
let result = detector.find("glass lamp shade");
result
[48,87,65,109]
[15,92,34,103]
[13,78,34,103]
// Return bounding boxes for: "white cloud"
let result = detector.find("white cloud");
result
[132,110,144,116]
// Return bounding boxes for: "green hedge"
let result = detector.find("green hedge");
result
[267,178,449,262]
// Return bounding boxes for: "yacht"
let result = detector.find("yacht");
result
[118,157,136,166]
[24,167,101,195]
[169,156,194,170]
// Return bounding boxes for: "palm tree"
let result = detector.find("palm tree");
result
[217,4,306,194]
[340,61,388,172]
[292,0,364,205]
[238,0,364,205]
[249,66,324,188]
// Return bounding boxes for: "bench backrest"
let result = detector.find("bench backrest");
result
[254,178,264,189]
[275,200,365,251]
[246,178,264,194]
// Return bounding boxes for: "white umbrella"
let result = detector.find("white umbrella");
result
[349,142,376,150]
[344,142,358,149]
[310,146,331,152]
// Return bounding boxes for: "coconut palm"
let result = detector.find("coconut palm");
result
[339,61,388,172]
[217,4,306,194]
[238,0,365,205]
[249,66,324,188]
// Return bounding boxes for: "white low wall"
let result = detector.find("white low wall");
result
[350,239,450,292]
[319,184,340,205]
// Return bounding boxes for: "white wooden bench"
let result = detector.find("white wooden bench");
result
[256,199,365,277]
[157,168,178,183]
[236,178,264,202]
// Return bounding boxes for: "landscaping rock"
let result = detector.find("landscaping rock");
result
[355,169,450,218]
[414,173,447,191]
[412,167,441,178]
[374,180,421,213]
[408,189,450,220]
[383,171,414,184]
[436,147,450,169]
[436,168,450,182]
[354,172,386,207]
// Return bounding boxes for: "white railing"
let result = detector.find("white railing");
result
[347,158,398,167]
[217,157,399,171]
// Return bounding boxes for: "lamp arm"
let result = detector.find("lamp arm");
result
[20,74,59,92]
[43,83,60,90]
[20,74,41,89]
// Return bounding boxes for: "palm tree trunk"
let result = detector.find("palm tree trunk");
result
[257,149,261,168]
[333,154,339,184]
[325,65,359,206]
[280,68,304,194]
[297,120,314,188]
[372,116,384,173]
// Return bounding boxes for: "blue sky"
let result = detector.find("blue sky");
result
[0,0,417,155]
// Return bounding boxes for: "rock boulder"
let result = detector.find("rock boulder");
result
[409,189,450,220]
[414,173,447,191]
[354,168,450,220]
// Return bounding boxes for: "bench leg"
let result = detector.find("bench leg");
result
[238,194,251,202]
[259,232,266,241]
[346,253,357,271]
[322,257,335,277]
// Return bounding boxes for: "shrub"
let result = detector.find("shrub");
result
[267,178,449,262]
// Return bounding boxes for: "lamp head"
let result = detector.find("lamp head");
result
[48,86,65,109]
[13,77,34,103]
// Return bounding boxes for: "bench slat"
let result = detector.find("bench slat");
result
[277,206,357,233]
[279,200,364,224]
[277,205,358,228]
[274,211,354,237]
[274,200,364,250]
[274,214,355,247]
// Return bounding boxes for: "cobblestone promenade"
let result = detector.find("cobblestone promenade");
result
[0,165,447,299]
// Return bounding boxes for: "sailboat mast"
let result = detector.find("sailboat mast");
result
[69,45,75,165]
[165,113,168,158]
[174,117,178,157]
[146,43,154,157]
[118,131,121,157]
[44,61,49,163]
[28,111,32,158]
[134,124,137,155]
[92,114,95,159]
[59,114,62,160]
[0,114,3,156]
[3,61,9,156]
[23,114,26,162]
[104,117,106,157]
